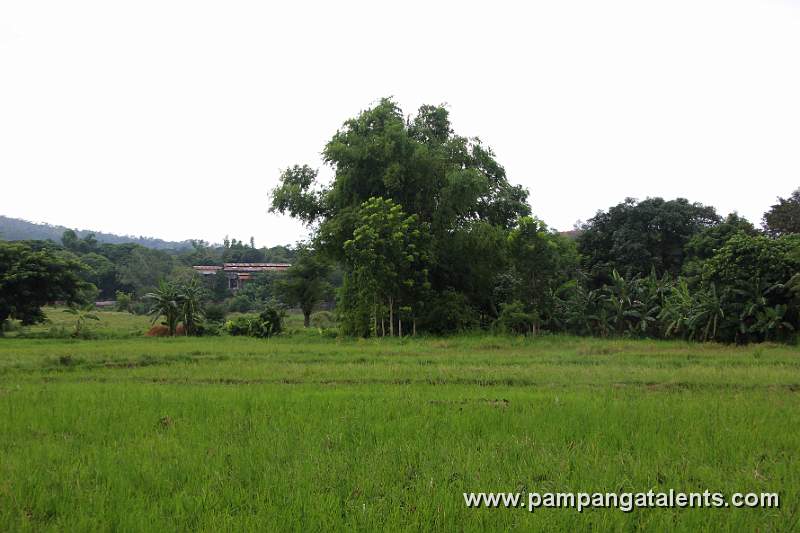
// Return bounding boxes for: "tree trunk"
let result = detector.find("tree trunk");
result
[413,319,416,336]
[389,296,394,337]
[398,318,402,337]
[372,296,377,337]
[303,311,311,328]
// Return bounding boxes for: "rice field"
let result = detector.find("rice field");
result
[0,319,798,531]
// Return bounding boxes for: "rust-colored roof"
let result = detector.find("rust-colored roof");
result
[193,265,223,274]
[193,263,291,274]
[222,263,291,272]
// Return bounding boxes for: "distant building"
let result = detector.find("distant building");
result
[193,262,291,291]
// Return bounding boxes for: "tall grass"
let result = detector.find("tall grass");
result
[0,329,798,530]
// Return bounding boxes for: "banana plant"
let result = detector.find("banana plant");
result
[687,283,726,342]
[63,304,99,337]
[602,270,636,336]
[752,304,795,342]
[660,279,694,339]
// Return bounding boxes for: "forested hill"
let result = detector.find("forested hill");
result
[0,215,194,250]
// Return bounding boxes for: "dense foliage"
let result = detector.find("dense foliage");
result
[225,306,284,338]
[762,187,800,237]
[2,99,798,344]
[0,242,88,327]
[271,98,533,335]
[270,98,800,343]
[577,197,719,283]
[274,244,331,327]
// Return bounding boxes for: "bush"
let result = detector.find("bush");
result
[418,290,480,335]
[130,300,150,316]
[204,302,228,323]
[224,316,253,336]
[225,306,285,338]
[227,294,254,313]
[194,321,222,337]
[493,301,538,335]
[317,327,340,339]
[115,291,133,313]
[252,307,284,338]
[1,320,19,334]
[310,311,336,329]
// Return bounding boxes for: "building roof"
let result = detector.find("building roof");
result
[192,263,292,274]
[222,263,291,272]
[193,265,223,275]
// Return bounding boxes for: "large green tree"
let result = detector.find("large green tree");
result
[699,233,800,342]
[341,197,430,336]
[682,212,758,282]
[79,252,118,299]
[270,98,530,333]
[577,197,720,283]
[506,216,578,327]
[118,247,177,296]
[0,242,87,326]
[274,244,331,327]
[762,187,800,237]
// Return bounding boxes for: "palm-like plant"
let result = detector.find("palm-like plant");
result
[735,277,771,343]
[687,283,726,342]
[753,304,795,342]
[625,271,667,337]
[145,281,182,336]
[178,277,205,336]
[603,270,636,336]
[660,279,694,339]
[559,279,605,336]
[63,304,99,337]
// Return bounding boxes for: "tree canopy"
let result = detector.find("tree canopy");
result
[0,242,88,326]
[577,197,720,283]
[762,187,800,237]
[270,98,557,335]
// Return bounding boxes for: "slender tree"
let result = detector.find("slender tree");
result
[274,244,331,327]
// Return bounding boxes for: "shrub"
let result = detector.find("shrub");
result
[418,290,480,335]
[115,291,133,313]
[493,301,538,335]
[204,302,228,323]
[224,306,285,338]
[317,327,340,339]
[131,301,150,316]
[1,320,19,334]
[194,321,222,337]
[310,311,336,329]
[227,294,254,313]
[224,316,253,336]
[252,307,284,338]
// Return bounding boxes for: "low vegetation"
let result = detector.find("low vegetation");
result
[0,328,798,530]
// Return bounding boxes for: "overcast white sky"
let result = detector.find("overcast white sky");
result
[1,0,799,246]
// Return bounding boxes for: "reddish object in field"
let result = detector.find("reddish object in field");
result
[145,324,186,337]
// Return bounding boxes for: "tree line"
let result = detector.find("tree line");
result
[0,231,299,328]
[2,97,799,343]
[269,98,800,343]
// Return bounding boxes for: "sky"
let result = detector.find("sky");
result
[1,0,799,247]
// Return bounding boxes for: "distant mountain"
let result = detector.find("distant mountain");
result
[0,215,195,250]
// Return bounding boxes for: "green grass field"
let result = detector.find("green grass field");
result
[1,315,799,530]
